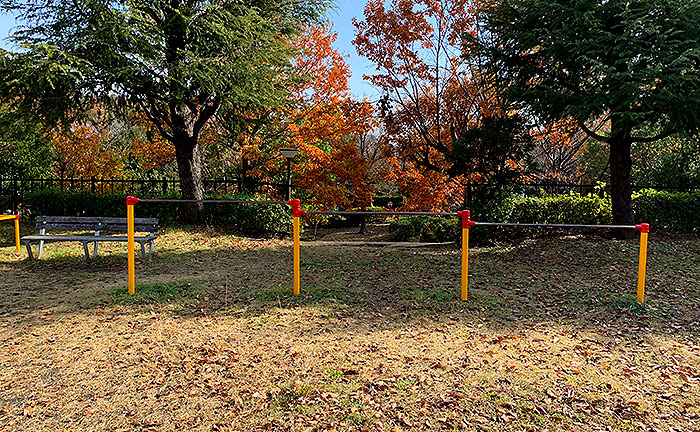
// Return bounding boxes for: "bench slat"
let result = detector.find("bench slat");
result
[36,223,157,232]
[22,235,154,243]
[36,216,158,224]
[36,216,159,232]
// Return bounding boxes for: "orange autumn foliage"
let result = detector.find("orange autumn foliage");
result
[285,25,382,209]
[227,25,383,208]
[51,121,124,179]
[531,117,589,182]
[354,0,509,210]
[52,109,177,180]
[129,114,176,170]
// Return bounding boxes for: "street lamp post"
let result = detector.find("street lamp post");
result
[279,148,299,201]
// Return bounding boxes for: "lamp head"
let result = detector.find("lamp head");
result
[279,148,299,160]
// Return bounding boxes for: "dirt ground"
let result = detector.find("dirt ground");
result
[0,223,699,431]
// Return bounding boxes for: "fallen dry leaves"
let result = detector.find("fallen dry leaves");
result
[0,226,698,431]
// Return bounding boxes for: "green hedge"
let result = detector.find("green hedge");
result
[510,194,612,225]
[211,192,291,234]
[389,217,459,242]
[23,189,182,222]
[632,189,700,232]
[21,189,291,234]
[389,190,699,242]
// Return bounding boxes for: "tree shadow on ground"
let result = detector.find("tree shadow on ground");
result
[1,233,698,343]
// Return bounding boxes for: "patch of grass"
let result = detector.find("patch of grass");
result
[110,282,199,305]
[325,368,344,381]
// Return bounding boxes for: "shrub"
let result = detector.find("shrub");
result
[420,217,459,242]
[323,206,389,227]
[389,217,424,241]
[389,216,459,242]
[632,189,700,232]
[389,190,699,244]
[346,206,388,225]
[212,192,291,234]
[24,189,126,218]
[23,189,183,222]
[21,189,291,234]
[509,194,612,225]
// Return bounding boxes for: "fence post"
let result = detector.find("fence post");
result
[288,199,306,296]
[457,210,476,301]
[126,196,139,295]
[635,223,649,303]
[162,178,168,195]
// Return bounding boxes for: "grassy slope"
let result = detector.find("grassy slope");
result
[0,224,698,431]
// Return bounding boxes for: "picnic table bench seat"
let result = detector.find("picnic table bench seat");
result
[20,216,159,260]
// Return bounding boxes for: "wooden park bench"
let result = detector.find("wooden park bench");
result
[20,216,159,260]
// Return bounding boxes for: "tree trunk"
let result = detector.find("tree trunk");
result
[242,156,255,192]
[359,215,368,235]
[608,114,635,237]
[174,133,205,223]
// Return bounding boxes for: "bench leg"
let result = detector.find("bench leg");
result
[92,241,99,258]
[140,242,147,260]
[25,242,35,260]
[149,240,154,255]
[38,229,45,259]
[82,242,91,260]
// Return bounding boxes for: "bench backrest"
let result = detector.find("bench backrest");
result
[35,216,159,233]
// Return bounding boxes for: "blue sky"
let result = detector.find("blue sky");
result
[0,1,381,100]
[329,0,380,100]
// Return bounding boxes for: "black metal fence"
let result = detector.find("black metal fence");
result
[1,176,698,209]
[0,176,296,209]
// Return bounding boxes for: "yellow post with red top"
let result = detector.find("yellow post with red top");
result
[126,196,139,295]
[288,199,305,296]
[635,223,649,303]
[457,210,476,301]
[0,215,20,253]
[14,215,20,253]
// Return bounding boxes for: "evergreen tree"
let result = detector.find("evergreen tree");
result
[0,0,330,221]
[470,0,700,225]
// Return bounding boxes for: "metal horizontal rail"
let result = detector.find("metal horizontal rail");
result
[305,210,458,217]
[474,222,638,229]
[137,199,288,205]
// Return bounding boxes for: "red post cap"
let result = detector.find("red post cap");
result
[288,199,305,217]
[635,223,650,233]
[15,215,19,220]
[457,210,476,229]
[126,196,140,206]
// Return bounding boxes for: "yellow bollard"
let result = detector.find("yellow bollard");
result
[457,210,476,301]
[127,196,139,295]
[14,215,20,253]
[636,223,649,303]
[288,199,305,297]
[461,227,469,301]
[293,216,300,296]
